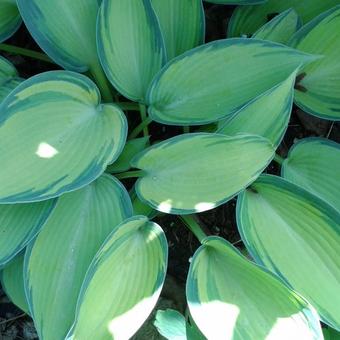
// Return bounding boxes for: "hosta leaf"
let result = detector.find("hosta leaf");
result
[24,175,132,340]
[154,309,186,339]
[151,0,205,60]
[0,55,22,103]
[282,138,340,212]
[98,0,166,102]
[228,0,339,37]
[66,216,168,340]
[17,0,101,72]
[130,188,158,219]
[0,71,127,203]
[132,133,274,214]
[0,199,56,266]
[217,70,296,146]
[147,39,315,125]
[252,8,301,44]
[324,328,340,340]
[237,175,340,330]
[1,253,29,314]
[187,236,322,339]
[290,6,340,120]
[204,0,265,4]
[106,137,150,173]
[0,0,21,43]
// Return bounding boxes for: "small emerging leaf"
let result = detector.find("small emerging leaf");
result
[154,309,186,339]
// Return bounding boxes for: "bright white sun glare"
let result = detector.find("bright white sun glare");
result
[35,142,59,159]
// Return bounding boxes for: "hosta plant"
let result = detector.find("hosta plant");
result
[0,0,339,339]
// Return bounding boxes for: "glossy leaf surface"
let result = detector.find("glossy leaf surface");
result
[25,175,132,340]
[1,253,29,314]
[187,236,322,339]
[282,138,340,212]
[217,71,296,146]
[147,39,315,125]
[0,55,22,103]
[252,8,301,44]
[132,133,274,214]
[151,0,205,60]
[237,175,340,330]
[66,216,168,340]
[17,0,101,72]
[290,6,340,120]
[98,0,166,102]
[228,0,339,37]
[0,199,56,266]
[0,0,21,42]
[0,71,127,203]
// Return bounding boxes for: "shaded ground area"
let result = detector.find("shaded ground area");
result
[1,3,339,339]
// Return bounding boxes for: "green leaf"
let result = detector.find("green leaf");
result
[0,0,21,43]
[106,137,150,173]
[290,6,340,120]
[97,0,166,102]
[0,199,56,266]
[228,0,339,37]
[187,236,322,339]
[151,0,205,60]
[217,70,296,147]
[154,309,186,339]
[237,175,340,330]
[323,328,340,340]
[24,175,132,340]
[132,133,274,214]
[66,215,168,340]
[282,138,340,212]
[0,55,22,103]
[204,0,265,4]
[1,253,29,314]
[130,188,158,219]
[147,39,316,125]
[16,0,101,72]
[252,8,301,44]
[0,71,127,203]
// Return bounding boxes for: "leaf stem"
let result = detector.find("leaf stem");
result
[117,102,141,111]
[273,153,285,166]
[115,170,145,180]
[180,215,207,244]
[0,43,53,63]
[89,63,113,103]
[139,103,149,137]
[129,116,153,140]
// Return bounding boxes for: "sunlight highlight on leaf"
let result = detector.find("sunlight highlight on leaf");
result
[35,142,59,159]
[195,202,215,212]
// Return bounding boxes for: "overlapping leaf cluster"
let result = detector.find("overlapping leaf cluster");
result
[0,0,339,339]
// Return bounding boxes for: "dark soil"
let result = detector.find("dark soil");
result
[1,3,339,339]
